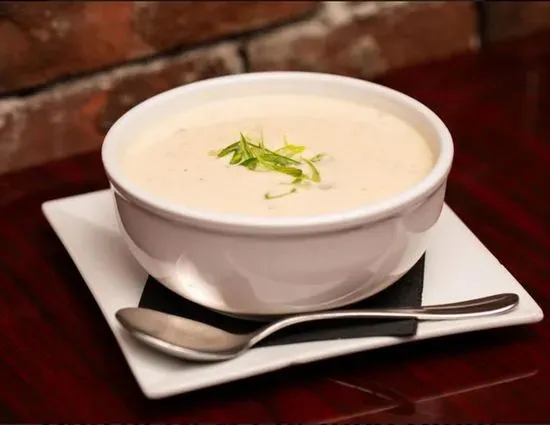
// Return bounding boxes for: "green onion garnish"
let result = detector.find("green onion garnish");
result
[213,133,328,199]
[264,187,297,200]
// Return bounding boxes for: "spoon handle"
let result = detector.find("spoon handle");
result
[249,293,519,347]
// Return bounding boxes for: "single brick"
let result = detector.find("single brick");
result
[133,1,318,51]
[248,2,477,78]
[485,1,550,41]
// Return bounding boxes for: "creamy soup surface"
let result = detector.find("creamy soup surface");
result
[122,94,435,217]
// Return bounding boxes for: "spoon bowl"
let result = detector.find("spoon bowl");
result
[116,308,251,361]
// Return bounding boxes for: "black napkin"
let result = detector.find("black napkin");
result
[139,255,425,347]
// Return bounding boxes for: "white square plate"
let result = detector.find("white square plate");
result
[42,190,543,399]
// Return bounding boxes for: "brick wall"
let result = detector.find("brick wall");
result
[0,1,548,175]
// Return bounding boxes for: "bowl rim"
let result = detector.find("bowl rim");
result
[101,71,453,234]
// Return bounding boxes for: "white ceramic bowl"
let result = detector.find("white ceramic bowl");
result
[102,72,453,316]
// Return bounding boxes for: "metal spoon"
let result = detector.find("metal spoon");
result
[115,293,518,362]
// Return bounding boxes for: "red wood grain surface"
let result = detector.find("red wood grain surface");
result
[0,31,549,422]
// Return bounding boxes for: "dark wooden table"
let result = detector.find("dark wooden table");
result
[1,31,549,422]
